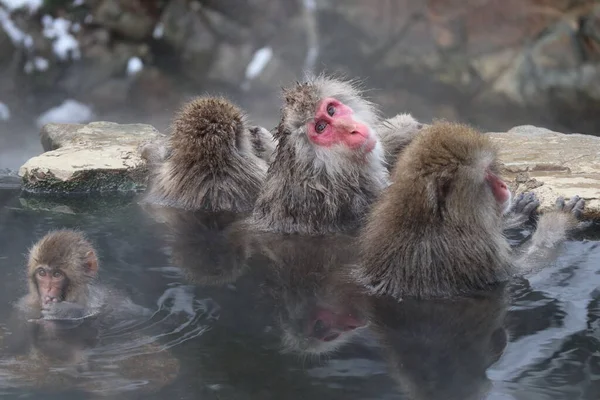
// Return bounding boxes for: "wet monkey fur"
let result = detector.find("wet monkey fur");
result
[143,96,270,212]
[20,229,99,320]
[356,121,587,300]
[249,75,389,235]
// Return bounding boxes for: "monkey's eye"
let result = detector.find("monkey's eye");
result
[52,270,63,279]
[327,104,336,116]
[36,268,46,277]
[315,121,327,134]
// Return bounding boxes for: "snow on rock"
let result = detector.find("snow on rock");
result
[127,57,143,76]
[36,99,94,128]
[24,56,49,73]
[0,0,42,12]
[153,23,164,39]
[0,102,10,121]
[244,46,273,81]
[0,8,33,47]
[42,15,81,60]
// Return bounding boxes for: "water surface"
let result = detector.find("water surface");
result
[0,188,598,400]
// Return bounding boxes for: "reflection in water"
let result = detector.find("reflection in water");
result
[143,204,249,286]
[369,290,508,400]
[0,283,216,397]
[246,233,370,356]
[0,192,599,399]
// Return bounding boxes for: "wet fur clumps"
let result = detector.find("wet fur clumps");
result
[249,76,389,235]
[357,122,513,299]
[144,97,268,212]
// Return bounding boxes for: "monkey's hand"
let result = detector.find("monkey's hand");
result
[503,192,540,230]
[41,301,88,321]
[140,139,170,165]
[550,195,591,232]
[529,195,588,250]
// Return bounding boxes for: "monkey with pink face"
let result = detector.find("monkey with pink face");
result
[248,76,390,235]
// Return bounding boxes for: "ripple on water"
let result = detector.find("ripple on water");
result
[0,284,220,397]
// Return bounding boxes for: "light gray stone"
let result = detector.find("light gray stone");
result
[487,125,600,219]
[19,121,164,193]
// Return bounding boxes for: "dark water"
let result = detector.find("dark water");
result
[0,188,599,400]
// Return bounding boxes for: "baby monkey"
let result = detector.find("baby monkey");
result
[20,229,100,320]
[357,121,586,299]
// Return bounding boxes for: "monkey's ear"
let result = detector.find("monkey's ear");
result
[85,250,99,274]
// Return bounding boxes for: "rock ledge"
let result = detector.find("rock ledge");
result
[19,121,163,193]
[488,125,600,219]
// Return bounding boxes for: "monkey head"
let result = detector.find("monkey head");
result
[27,230,98,308]
[411,122,512,217]
[171,97,249,161]
[278,76,381,161]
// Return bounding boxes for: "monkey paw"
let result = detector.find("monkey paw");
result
[554,195,591,230]
[503,192,540,230]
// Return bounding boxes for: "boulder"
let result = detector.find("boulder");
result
[19,121,164,193]
[488,125,600,219]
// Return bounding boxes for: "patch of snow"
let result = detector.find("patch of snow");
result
[42,15,81,60]
[84,14,92,24]
[72,0,84,6]
[303,0,316,10]
[152,23,163,39]
[71,22,80,33]
[0,8,33,47]
[244,46,272,81]
[0,102,10,121]
[0,0,42,12]
[24,56,48,73]
[126,56,143,76]
[36,99,94,128]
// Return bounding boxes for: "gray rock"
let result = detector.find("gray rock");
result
[487,125,600,219]
[94,0,156,40]
[19,121,163,193]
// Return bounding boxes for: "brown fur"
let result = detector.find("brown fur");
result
[248,75,389,235]
[369,289,508,400]
[144,96,268,212]
[356,122,513,299]
[26,230,97,310]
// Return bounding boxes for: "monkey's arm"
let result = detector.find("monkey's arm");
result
[502,192,540,231]
[248,126,276,163]
[515,196,588,273]
[378,114,425,170]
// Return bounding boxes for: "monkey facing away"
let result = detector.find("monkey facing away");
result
[143,96,270,212]
[356,121,587,300]
[248,75,389,235]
